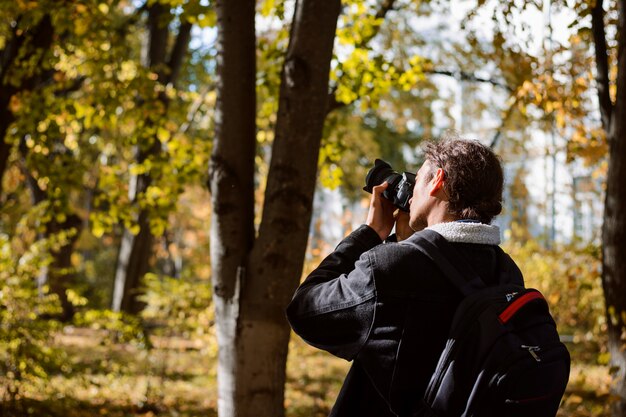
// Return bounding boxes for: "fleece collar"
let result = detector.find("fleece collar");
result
[426,221,501,245]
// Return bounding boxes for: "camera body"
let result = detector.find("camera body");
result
[363,159,416,212]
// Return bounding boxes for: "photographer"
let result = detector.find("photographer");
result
[286,135,525,416]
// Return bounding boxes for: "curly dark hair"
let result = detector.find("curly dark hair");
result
[423,134,504,224]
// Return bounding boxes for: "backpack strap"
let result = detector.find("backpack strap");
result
[402,229,487,297]
[495,247,525,286]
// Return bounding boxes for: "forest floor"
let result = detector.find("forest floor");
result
[0,327,614,417]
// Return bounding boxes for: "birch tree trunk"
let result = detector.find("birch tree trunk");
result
[210,0,256,415]
[592,0,626,414]
[210,0,341,415]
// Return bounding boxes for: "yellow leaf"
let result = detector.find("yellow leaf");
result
[118,61,137,82]
[92,223,105,238]
[129,224,140,236]
[261,0,275,16]
[597,351,611,365]
[555,112,565,129]
[74,19,88,36]
[157,127,171,143]
[55,212,67,224]
[9,95,21,113]
[545,101,553,112]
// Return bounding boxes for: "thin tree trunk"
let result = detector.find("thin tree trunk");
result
[602,112,626,417]
[593,0,626,414]
[4,13,81,320]
[112,4,192,313]
[602,0,626,411]
[210,0,341,416]
[47,214,83,321]
[112,142,159,313]
[0,14,53,198]
[18,137,82,321]
[243,0,341,414]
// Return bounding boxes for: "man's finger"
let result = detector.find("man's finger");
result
[371,181,388,197]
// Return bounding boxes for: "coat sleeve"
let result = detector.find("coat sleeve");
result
[286,225,382,360]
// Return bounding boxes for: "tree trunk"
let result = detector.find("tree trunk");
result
[19,137,82,321]
[0,111,15,197]
[112,210,155,313]
[243,0,341,414]
[210,0,341,416]
[0,14,53,198]
[112,4,192,313]
[602,111,626,417]
[602,0,626,411]
[593,0,626,414]
[111,137,159,313]
[47,214,83,321]
[210,0,257,415]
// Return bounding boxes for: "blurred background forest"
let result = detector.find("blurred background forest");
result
[0,0,624,416]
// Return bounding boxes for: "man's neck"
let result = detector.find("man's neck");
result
[426,209,458,228]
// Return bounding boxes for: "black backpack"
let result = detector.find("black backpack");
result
[406,230,570,417]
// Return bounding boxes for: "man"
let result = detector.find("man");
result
[286,136,524,416]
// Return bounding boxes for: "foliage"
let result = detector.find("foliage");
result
[0,206,68,405]
[73,309,146,346]
[139,273,215,407]
[81,1,213,240]
[0,323,610,416]
[0,0,619,414]
[140,273,214,345]
[320,108,423,200]
[503,234,606,360]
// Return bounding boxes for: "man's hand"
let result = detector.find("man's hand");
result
[394,210,414,241]
[366,182,396,241]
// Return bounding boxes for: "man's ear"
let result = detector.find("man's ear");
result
[428,168,446,197]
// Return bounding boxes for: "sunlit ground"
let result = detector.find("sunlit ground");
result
[0,327,612,417]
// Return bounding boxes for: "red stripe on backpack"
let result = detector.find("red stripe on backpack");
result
[499,291,544,324]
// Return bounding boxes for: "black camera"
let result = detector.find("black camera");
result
[363,159,416,212]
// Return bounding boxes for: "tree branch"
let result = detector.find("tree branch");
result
[0,16,24,80]
[327,66,513,115]
[166,21,193,86]
[147,2,170,73]
[356,0,397,49]
[326,0,398,113]
[426,69,513,93]
[180,85,211,134]
[54,75,86,97]
[591,0,613,132]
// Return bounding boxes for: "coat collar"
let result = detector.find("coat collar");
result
[425,221,501,245]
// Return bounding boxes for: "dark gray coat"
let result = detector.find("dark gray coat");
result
[286,224,523,417]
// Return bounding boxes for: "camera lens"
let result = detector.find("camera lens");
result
[363,159,416,212]
[363,159,400,193]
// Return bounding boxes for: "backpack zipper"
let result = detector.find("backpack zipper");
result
[520,345,541,362]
